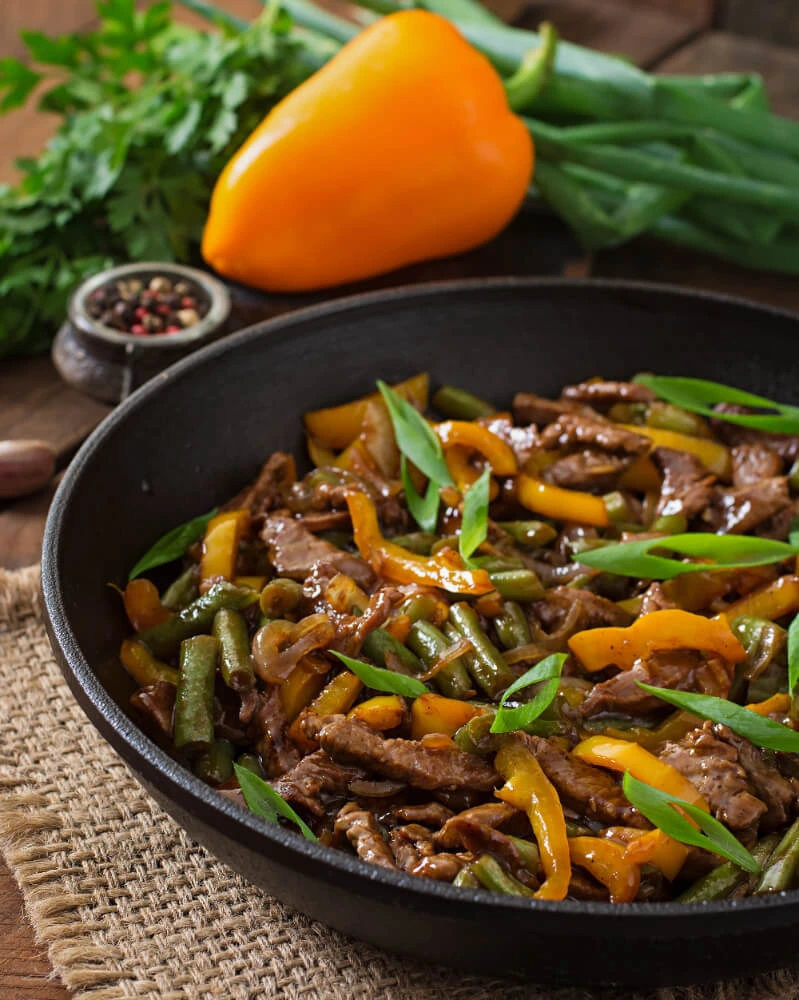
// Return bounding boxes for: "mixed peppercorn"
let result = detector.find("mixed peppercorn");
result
[87,275,210,336]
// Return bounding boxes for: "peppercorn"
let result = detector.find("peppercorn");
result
[86,273,210,336]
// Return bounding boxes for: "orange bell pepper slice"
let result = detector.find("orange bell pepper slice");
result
[517,473,609,527]
[200,509,250,587]
[721,575,799,624]
[568,608,747,673]
[435,421,517,476]
[617,455,662,493]
[444,446,499,500]
[349,694,407,731]
[619,424,731,479]
[495,739,571,901]
[306,434,337,468]
[604,827,687,881]
[568,836,640,903]
[410,692,485,739]
[122,578,172,632]
[346,490,493,594]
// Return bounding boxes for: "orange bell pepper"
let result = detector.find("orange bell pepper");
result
[721,575,799,624]
[306,435,337,468]
[619,425,731,479]
[445,446,499,501]
[349,695,407,731]
[304,373,429,450]
[604,827,686,882]
[568,608,747,673]
[517,473,609,527]
[410,693,485,739]
[199,510,250,588]
[435,422,517,476]
[495,739,571,901]
[568,837,640,904]
[346,490,493,594]
[202,11,533,293]
[122,578,172,632]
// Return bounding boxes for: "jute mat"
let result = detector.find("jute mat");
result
[4,567,799,1000]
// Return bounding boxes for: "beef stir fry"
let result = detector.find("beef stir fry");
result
[120,373,799,904]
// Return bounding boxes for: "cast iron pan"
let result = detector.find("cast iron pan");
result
[42,279,799,988]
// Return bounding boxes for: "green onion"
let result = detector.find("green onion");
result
[622,772,759,873]
[401,456,440,534]
[331,650,427,698]
[633,375,799,434]
[490,653,566,734]
[128,508,217,580]
[377,380,453,487]
[636,684,799,753]
[234,763,318,842]
[459,465,491,564]
[574,533,798,580]
[789,613,799,702]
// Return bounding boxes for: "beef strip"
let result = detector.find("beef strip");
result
[659,722,766,834]
[704,477,790,535]
[226,452,296,519]
[335,802,397,869]
[533,587,633,634]
[130,681,175,739]
[246,688,300,777]
[476,415,540,467]
[261,513,375,588]
[390,802,455,828]
[543,450,632,492]
[715,725,798,830]
[274,750,368,817]
[652,447,716,521]
[444,817,539,889]
[560,380,656,407]
[521,734,647,828]
[388,823,466,881]
[512,392,598,428]
[435,802,523,849]
[308,715,500,793]
[568,869,609,902]
[580,651,733,719]
[540,414,650,456]
[713,404,799,463]
[731,444,783,487]
[639,583,678,616]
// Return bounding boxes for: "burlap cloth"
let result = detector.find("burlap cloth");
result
[4,567,799,1000]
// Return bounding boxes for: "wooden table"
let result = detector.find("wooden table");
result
[3,2,799,997]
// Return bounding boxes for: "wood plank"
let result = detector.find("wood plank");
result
[723,0,799,48]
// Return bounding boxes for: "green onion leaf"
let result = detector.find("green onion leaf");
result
[636,683,799,752]
[331,650,428,698]
[790,517,799,549]
[634,375,799,435]
[234,763,317,842]
[459,465,491,564]
[574,532,798,580]
[377,380,454,488]
[622,772,760,873]
[128,508,218,581]
[401,456,440,534]
[490,653,567,734]
[789,613,799,701]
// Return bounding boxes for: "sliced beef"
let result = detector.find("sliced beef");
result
[560,380,656,407]
[227,452,296,518]
[261,513,374,588]
[390,802,455,828]
[335,802,396,869]
[659,722,766,834]
[713,404,799,463]
[388,823,466,880]
[704,477,790,535]
[639,583,678,616]
[731,444,783,487]
[716,726,798,830]
[543,450,631,492]
[540,414,650,456]
[443,817,538,888]
[580,651,732,719]
[435,802,522,849]
[476,415,540,467]
[245,688,300,777]
[274,750,368,817]
[521,734,647,828]
[309,715,499,793]
[513,392,597,428]
[653,447,716,522]
[533,587,633,635]
[130,681,175,739]
[568,869,609,902]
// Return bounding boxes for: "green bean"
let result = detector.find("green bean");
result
[138,582,259,660]
[565,821,595,838]
[677,859,747,903]
[646,402,710,438]
[453,867,481,889]
[362,628,424,674]
[212,609,255,691]
[756,818,799,893]
[651,513,687,535]
[398,593,441,623]
[161,565,199,611]
[471,854,536,897]
[476,555,526,572]
[788,459,799,493]
[453,713,499,755]
[493,601,532,650]
[174,635,219,752]
[497,521,558,548]
[488,569,545,602]
[194,738,235,784]
[448,603,516,699]
[731,616,786,683]
[508,836,540,872]
[432,385,495,421]
[406,620,474,700]
[603,491,629,525]
[389,532,437,555]
[236,752,266,779]
[259,578,303,618]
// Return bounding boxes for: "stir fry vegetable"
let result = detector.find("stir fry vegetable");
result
[121,371,799,904]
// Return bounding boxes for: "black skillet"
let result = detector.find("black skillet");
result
[41,278,799,988]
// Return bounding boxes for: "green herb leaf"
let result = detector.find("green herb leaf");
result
[459,466,491,564]
[128,508,218,580]
[574,532,798,580]
[635,375,799,435]
[377,380,454,489]
[401,456,440,534]
[789,613,799,701]
[234,763,317,841]
[331,650,428,698]
[490,653,567,734]
[636,683,799,752]
[622,772,760,873]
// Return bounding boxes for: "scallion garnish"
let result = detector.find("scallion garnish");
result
[459,465,491,564]
[331,650,428,698]
[490,653,567,734]
[234,763,318,842]
[128,507,218,580]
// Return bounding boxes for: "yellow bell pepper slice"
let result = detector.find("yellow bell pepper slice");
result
[119,637,179,687]
[568,836,640,903]
[568,608,747,673]
[288,670,364,748]
[306,434,337,468]
[346,490,494,594]
[517,473,609,527]
[410,692,485,739]
[604,826,687,881]
[435,421,517,476]
[721,575,799,624]
[234,575,267,591]
[280,658,329,722]
[617,455,662,493]
[619,424,731,479]
[200,509,250,587]
[444,445,499,500]
[304,373,429,450]
[746,693,792,717]
[495,739,571,901]
[349,695,407,730]
[122,578,172,631]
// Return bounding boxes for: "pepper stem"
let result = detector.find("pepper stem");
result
[504,22,558,113]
